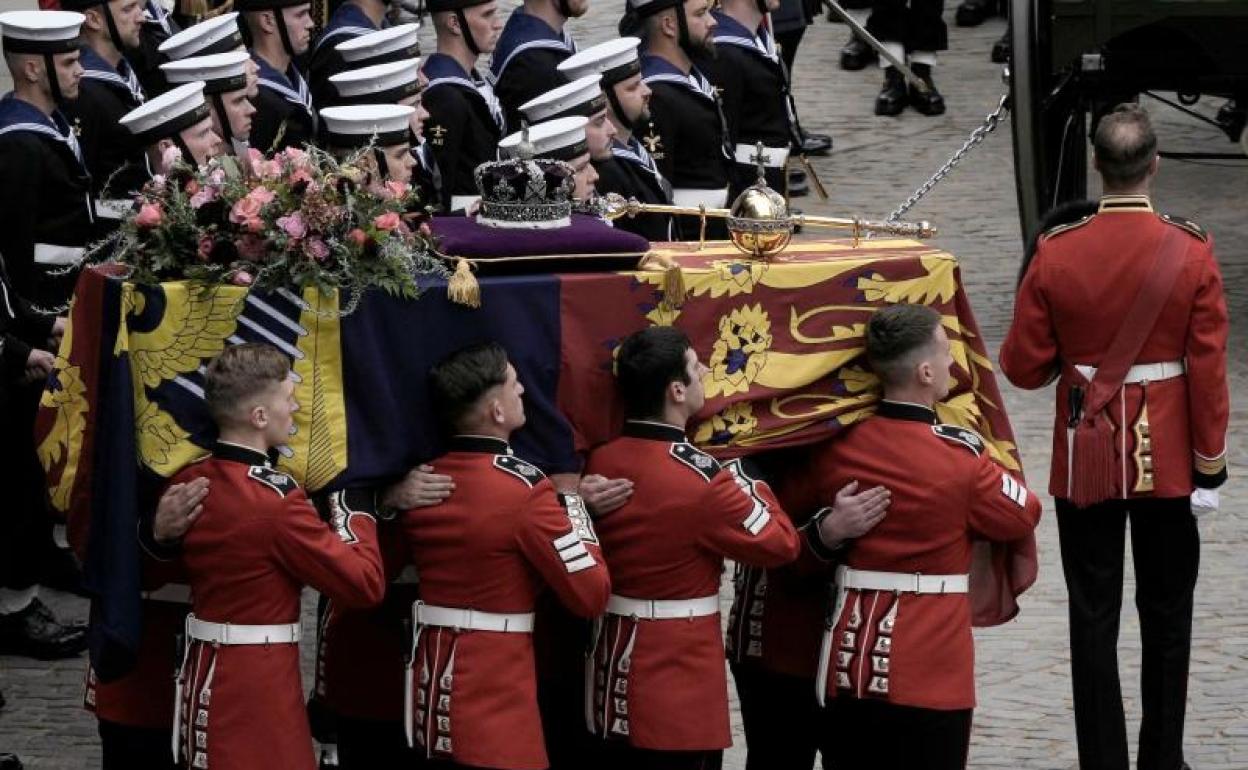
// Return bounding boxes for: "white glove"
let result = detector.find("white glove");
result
[1190,487,1220,518]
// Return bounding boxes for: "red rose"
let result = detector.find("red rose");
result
[373,211,401,231]
[348,228,368,246]
[135,202,163,228]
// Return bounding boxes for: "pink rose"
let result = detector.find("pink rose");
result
[382,180,410,200]
[277,213,307,240]
[135,202,163,228]
[372,211,401,231]
[347,228,368,246]
[303,237,329,263]
[230,270,254,287]
[281,147,310,169]
[289,167,314,187]
[229,195,263,224]
[245,217,265,234]
[190,185,219,209]
[247,186,277,206]
[208,168,226,187]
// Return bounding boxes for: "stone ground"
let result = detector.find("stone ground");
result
[2,1,1246,767]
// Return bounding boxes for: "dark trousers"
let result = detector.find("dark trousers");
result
[0,383,52,593]
[776,27,807,74]
[600,742,723,770]
[732,661,831,770]
[336,715,418,768]
[1055,496,1199,770]
[867,0,948,52]
[827,698,971,770]
[98,719,178,770]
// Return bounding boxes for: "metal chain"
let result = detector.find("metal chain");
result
[884,92,1012,224]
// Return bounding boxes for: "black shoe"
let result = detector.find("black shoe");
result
[908,63,946,116]
[0,598,87,660]
[0,753,24,770]
[800,132,833,155]
[875,68,908,116]
[955,0,994,26]
[840,34,876,71]
[0,687,6,710]
[787,167,809,197]
[41,546,87,597]
[1215,99,1245,141]
[990,30,1011,63]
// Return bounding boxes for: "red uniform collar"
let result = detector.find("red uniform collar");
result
[212,440,274,466]
[448,435,512,454]
[876,400,937,424]
[622,419,688,442]
[1097,194,1153,213]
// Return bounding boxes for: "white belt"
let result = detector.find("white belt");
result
[142,583,191,604]
[185,614,301,645]
[605,593,720,620]
[733,143,790,168]
[450,194,480,213]
[93,198,133,220]
[33,243,85,265]
[671,187,729,209]
[1074,360,1185,384]
[837,566,968,595]
[412,602,534,633]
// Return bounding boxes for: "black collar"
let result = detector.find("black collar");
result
[622,419,687,442]
[448,435,512,454]
[213,440,272,466]
[876,400,937,424]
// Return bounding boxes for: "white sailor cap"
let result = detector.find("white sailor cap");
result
[161,51,250,95]
[519,74,607,125]
[627,0,684,17]
[336,23,420,66]
[329,58,422,106]
[558,38,642,86]
[320,104,415,148]
[120,81,212,145]
[498,116,589,163]
[0,10,84,55]
[157,12,244,61]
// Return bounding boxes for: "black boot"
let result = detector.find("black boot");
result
[0,598,87,660]
[908,63,946,116]
[991,29,1011,63]
[0,753,24,770]
[875,67,908,116]
[41,546,87,597]
[1215,99,1245,141]
[955,0,994,26]
[787,167,809,197]
[799,132,833,155]
[840,33,876,71]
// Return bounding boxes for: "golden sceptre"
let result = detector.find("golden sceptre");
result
[593,144,937,259]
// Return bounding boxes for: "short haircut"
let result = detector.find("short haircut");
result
[1093,104,1157,188]
[615,325,692,419]
[429,342,510,432]
[204,343,292,425]
[866,304,942,388]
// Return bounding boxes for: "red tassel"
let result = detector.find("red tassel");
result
[1069,413,1117,508]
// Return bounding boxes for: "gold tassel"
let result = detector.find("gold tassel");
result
[446,258,480,308]
[662,262,687,310]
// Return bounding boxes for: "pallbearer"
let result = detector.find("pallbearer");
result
[161,52,257,157]
[238,0,316,152]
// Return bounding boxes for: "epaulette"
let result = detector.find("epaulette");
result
[1160,213,1208,242]
[1039,215,1093,241]
[932,424,985,457]
[493,454,546,487]
[670,442,721,482]
[247,465,299,498]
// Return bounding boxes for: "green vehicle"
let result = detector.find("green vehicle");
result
[1009,0,1248,241]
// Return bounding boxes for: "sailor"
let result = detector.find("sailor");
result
[320,103,418,184]
[161,52,257,158]
[498,115,599,204]
[307,0,397,114]
[129,0,180,95]
[489,0,585,131]
[119,81,224,171]
[421,0,504,213]
[157,12,259,98]
[626,0,731,240]
[237,0,317,153]
[0,8,92,663]
[703,0,802,198]
[59,0,149,228]
[559,37,674,242]
[865,0,947,116]
[518,73,616,164]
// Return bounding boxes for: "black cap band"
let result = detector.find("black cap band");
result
[531,91,607,123]
[2,36,80,55]
[200,73,249,94]
[599,58,641,87]
[333,78,422,107]
[547,138,588,161]
[166,29,244,60]
[327,127,410,148]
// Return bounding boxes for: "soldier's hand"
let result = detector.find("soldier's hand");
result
[51,316,67,346]
[154,477,210,544]
[383,464,455,510]
[24,348,55,382]
[1191,487,1219,518]
[817,481,891,548]
[579,474,634,518]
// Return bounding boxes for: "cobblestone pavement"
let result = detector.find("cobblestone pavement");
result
[2,2,1246,767]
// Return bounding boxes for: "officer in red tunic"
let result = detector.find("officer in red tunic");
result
[798,304,1041,770]
[172,343,385,770]
[1001,104,1229,770]
[584,325,801,770]
[399,341,611,770]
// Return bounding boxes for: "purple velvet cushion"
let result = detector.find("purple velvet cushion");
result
[429,213,651,274]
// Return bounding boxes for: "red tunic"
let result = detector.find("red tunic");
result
[1000,195,1230,498]
[790,402,1041,710]
[584,420,800,751]
[174,442,385,770]
[400,435,611,770]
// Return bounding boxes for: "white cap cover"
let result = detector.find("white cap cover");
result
[329,58,422,104]
[157,12,244,60]
[161,51,250,94]
[0,10,85,54]
[335,23,420,65]
[498,115,590,162]
[120,81,211,144]
[557,37,642,86]
[518,74,607,124]
[319,103,416,148]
